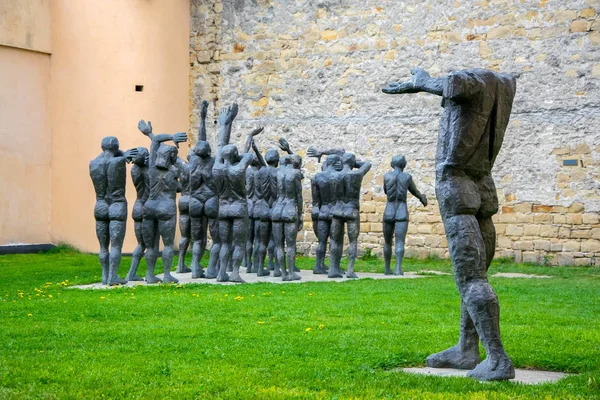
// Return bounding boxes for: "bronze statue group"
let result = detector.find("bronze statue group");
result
[90,67,518,381]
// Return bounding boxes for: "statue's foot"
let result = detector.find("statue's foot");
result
[313,266,328,274]
[145,275,162,284]
[204,271,217,279]
[273,270,282,277]
[216,273,230,282]
[346,272,358,279]
[126,274,143,282]
[163,273,179,284]
[286,272,301,281]
[328,271,344,279]
[246,267,255,274]
[229,272,246,283]
[466,356,515,381]
[426,344,480,370]
[257,269,270,277]
[108,276,127,286]
[394,269,404,276]
[176,264,191,273]
[192,270,205,279]
[384,269,393,275]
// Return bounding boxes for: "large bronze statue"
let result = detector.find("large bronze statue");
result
[271,142,304,281]
[189,100,217,279]
[329,153,371,279]
[252,147,281,277]
[176,154,192,273]
[212,104,256,283]
[383,67,517,381]
[307,147,345,274]
[126,147,150,282]
[383,155,427,276]
[89,137,137,285]
[138,120,187,284]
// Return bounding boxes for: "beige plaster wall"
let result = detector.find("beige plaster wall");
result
[50,0,191,252]
[0,0,52,54]
[0,46,51,244]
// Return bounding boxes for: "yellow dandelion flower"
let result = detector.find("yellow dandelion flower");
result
[319,324,325,330]
[257,321,265,325]
[381,322,385,325]
[100,296,106,300]
[234,296,244,301]
[48,295,53,299]
[305,327,312,332]
[281,291,285,294]
[309,293,314,296]
[224,294,228,297]
[27,313,32,317]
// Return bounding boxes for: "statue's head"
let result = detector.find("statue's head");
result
[193,140,211,158]
[250,155,261,167]
[325,154,341,171]
[222,144,240,163]
[101,136,119,153]
[391,155,406,170]
[156,145,178,170]
[288,154,302,170]
[134,147,149,166]
[265,148,280,167]
[342,152,356,168]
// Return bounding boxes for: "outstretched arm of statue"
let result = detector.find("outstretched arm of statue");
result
[243,127,264,153]
[408,177,428,207]
[148,132,187,168]
[122,148,139,164]
[251,140,267,167]
[217,103,239,148]
[306,147,345,163]
[382,68,446,96]
[356,160,372,176]
[198,100,209,141]
[278,138,293,155]
[138,120,154,139]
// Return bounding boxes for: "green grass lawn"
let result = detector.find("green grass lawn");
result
[0,247,599,399]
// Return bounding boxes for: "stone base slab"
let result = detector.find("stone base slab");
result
[72,269,426,289]
[402,367,571,385]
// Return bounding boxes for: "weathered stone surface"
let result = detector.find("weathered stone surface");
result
[189,0,600,266]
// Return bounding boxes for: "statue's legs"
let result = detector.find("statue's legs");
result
[394,221,408,275]
[204,218,220,279]
[176,210,191,273]
[252,220,261,272]
[272,221,286,279]
[311,214,321,272]
[190,215,208,278]
[159,216,178,283]
[346,219,360,279]
[314,219,330,274]
[107,202,127,285]
[142,218,162,284]
[253,220,271,277]
[328,217,344,278]
[127,220,145,281]
[244,218,255,272]
[284,222,301,281]
[427,174,513,381]
[217,219,232,282]
[229,217,247,283]
[95,220,110,285]
[267,236,275,271]
[383,220,394,275]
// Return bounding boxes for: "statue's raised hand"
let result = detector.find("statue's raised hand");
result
[172,132,188,148]
[278,137,291,154]
[124,148,139,163]
[138,120,153,135]
[200,100,209,120]
[307,147,322,162]
[382,68,431,94]
[251,127,264,137]
[219,103,239,125]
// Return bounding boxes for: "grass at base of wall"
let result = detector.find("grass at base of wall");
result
[0,248,598,399]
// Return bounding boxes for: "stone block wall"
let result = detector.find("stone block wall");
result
[189,0,600,265]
